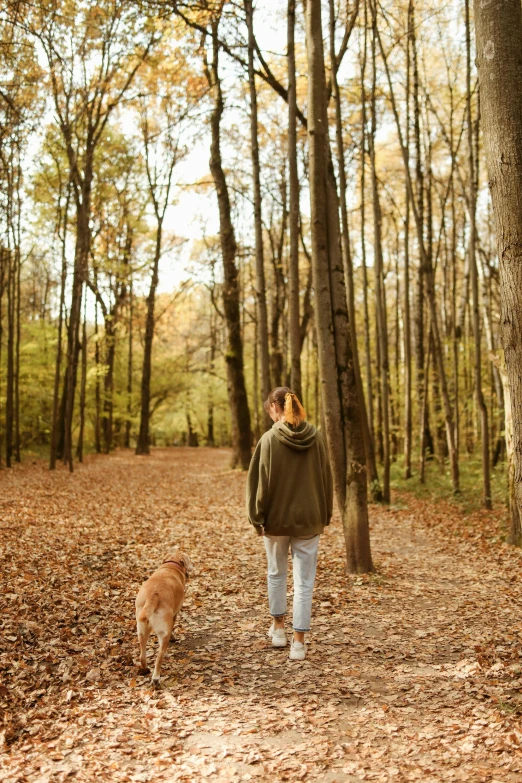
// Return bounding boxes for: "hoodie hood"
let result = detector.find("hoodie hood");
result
[272,420,317,451]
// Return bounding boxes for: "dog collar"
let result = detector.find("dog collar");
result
[163,560,186,575]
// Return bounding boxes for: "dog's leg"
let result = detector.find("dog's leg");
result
[170,612,179,643]
[137,619,150,674]
[151,631,170,686]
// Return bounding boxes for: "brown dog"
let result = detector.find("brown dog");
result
[135,551,193,684]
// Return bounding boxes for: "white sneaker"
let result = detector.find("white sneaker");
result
[289,641,306,661]
[268,623,287,647]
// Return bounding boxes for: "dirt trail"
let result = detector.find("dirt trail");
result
[1,448,522,782]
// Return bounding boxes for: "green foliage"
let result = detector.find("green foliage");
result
[390,455,509,514]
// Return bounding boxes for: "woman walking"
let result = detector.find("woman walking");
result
[246,387,333,660]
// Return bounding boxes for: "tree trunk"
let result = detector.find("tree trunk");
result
[0,247,5,467]
[360,0,375,456]
[136,232,161,456]
[14,241,21,463]
[245,0,271,419]
[50,184,70,469]
[473,0,522,527]
[287,0,302,398]
[466,0,491,508]
[125,276,133,449]
[269,197,287,388]
[5,245,14,468]
[206,19,252,469]
[409,0,425,469]
[63,190,91,472]
[369,6,390,502]
[94,299,102,454]
[207,302,216,447]
[330,0,381,501]
[403,12,413,479]
[306,0,373,573]
[77,293,87,463]
[419,327,432,484]
[103,322,116,454]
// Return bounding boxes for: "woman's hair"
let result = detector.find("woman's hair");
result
[264,386,306,426]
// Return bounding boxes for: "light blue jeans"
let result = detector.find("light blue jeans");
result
[263,535,320,632]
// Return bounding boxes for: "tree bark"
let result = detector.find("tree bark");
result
[125,276,133,449]
[330,0,381,501]
[403,7,413,479]
[369,5,390,502]
[50,181,70,469]
[102,321,116,454]
[136,231,161,455]
[466,0,491,508]
[77,292,87,462]
[473,0,522,527]
[63,190,92,471]
[94,299,102,454]
[306,0,373,573]
[206,18,252,469]
[360,6,374,448]
[287,0,302,398]
[245,0,271,420]
[409,0,426,467]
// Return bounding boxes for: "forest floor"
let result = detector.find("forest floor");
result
[2,448,522,783]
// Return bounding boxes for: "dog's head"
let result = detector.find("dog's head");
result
[163,551,194,577]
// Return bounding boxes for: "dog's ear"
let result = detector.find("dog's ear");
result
[180,553,194,573]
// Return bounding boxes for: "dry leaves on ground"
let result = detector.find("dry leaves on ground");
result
[1,448,522,782]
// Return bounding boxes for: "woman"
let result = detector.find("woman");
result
[246,387,333,661]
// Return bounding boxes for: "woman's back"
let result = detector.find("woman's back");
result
[247,419,332,536]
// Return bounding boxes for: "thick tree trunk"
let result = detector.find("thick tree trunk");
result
[306,0,373,573]
[245,0,271,419]
[473,0,522,527]
[207,20,252,469]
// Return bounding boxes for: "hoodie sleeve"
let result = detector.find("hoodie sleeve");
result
[317,431,334,524]
[246,434,271,532]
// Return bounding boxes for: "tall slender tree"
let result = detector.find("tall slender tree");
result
[204,12,252,469]
[245,0,271,421]
[465,0,490,508]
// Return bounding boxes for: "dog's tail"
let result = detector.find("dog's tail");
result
[137,593,160,624]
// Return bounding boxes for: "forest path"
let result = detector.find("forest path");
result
[2,448,522,783]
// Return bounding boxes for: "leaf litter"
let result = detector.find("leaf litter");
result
[1,448,522,782]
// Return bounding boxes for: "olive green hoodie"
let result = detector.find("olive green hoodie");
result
[246,421,334,536]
